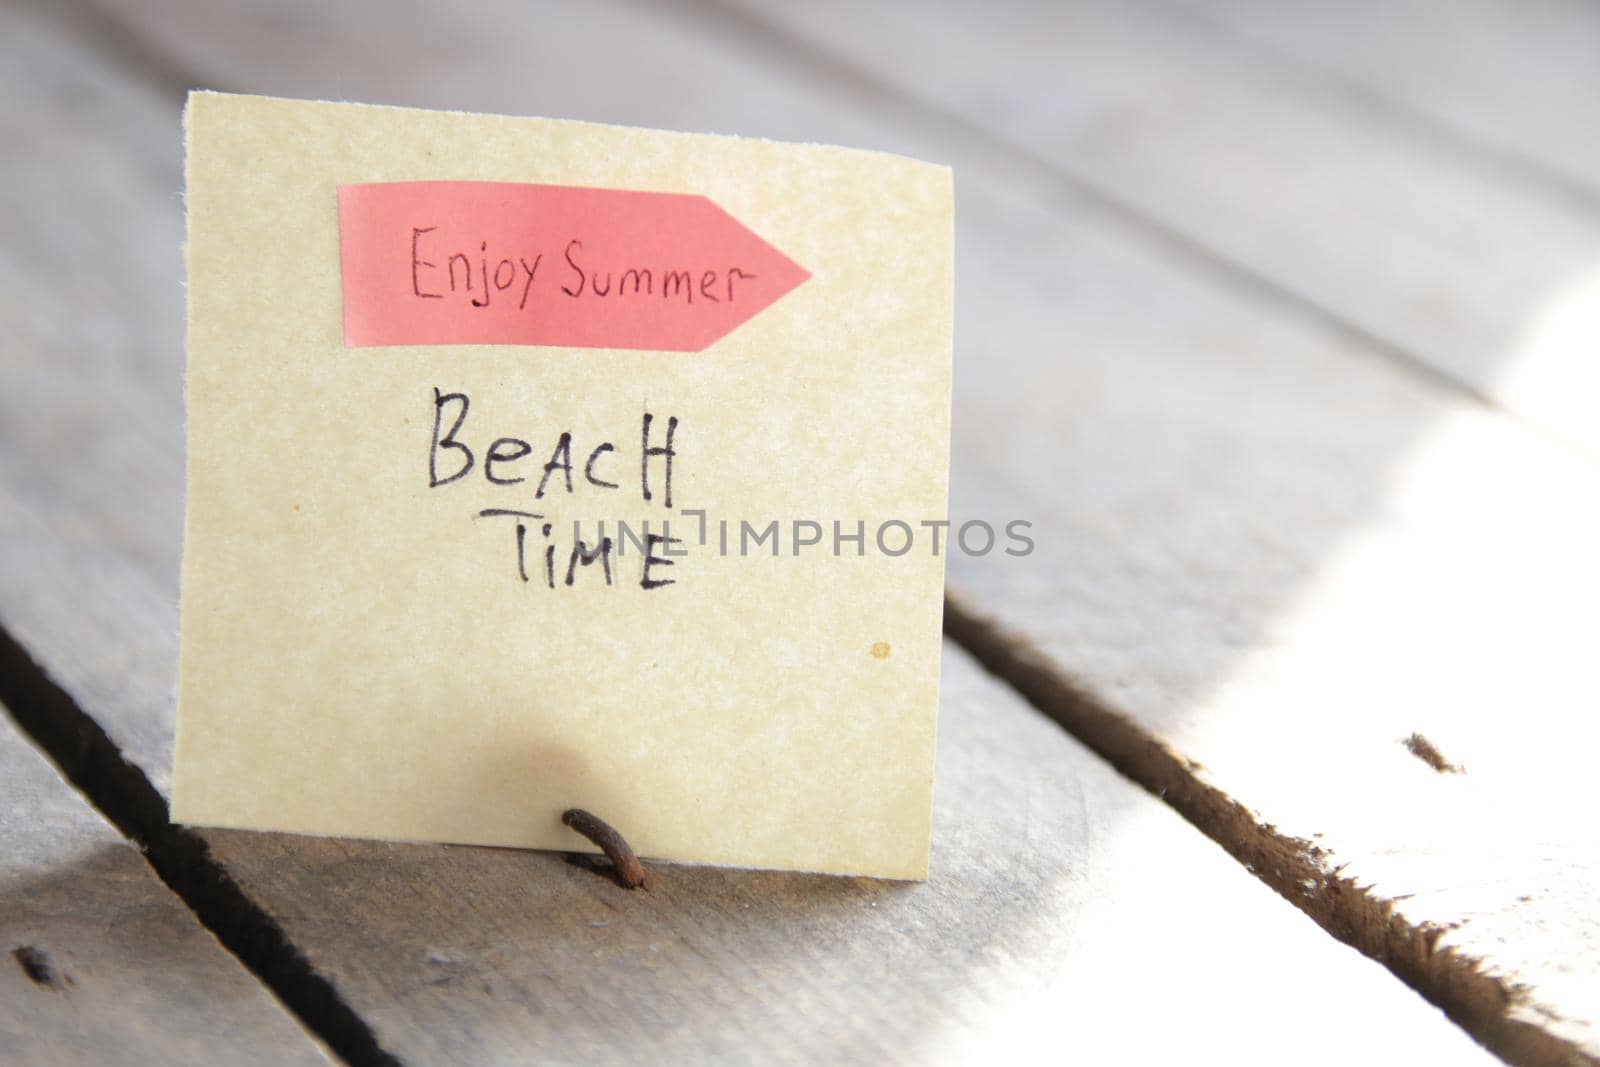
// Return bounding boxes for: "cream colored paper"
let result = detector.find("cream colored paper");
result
[175,92,952,879]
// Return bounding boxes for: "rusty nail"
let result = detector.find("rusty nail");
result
[562,808,649,889]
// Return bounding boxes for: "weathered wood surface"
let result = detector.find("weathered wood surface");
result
[78,0,1600,1059]
[723,0,1600,462]
[0,2,1510,1064]
[0,705,332,1066]
[1172,0,1600,204]
[689,1,1600,1061]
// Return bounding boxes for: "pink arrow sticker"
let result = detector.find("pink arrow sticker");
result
[337,181,811,352]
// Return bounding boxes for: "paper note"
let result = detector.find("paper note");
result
[338,181,810,350]
[175,92,953,880]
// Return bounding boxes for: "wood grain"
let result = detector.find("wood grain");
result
[72,0,1600,1059]
[0,532,1502,1064]
[1169,0,1600,207]
[717,0,1600,463]
[0,2,1508,1064]
[684,1,1600,1060]
[0,707,331,1066]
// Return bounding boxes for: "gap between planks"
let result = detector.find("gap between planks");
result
[683,0,1600,470]
[19,0,1589,1062]
[22,0,195,100]
[0,700,332,1066]
[662,0,1597,464]
[0,583,1550,1067]
[78,0,1521,438]
[0,625,399,1067]
[943,594,1589,1067]
[636,4,1600,1062]
[0,13,365,1052]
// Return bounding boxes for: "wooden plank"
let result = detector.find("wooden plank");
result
[0,501,1505,1065]
[0,706,332,1066]
[0,3,1506,1065]
[1168,0,1600,206]
[709,0,1600,464]
[632,3,1600,1062]
[69,0,1600,1062]
[0,544,1502,1064]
